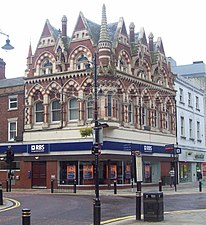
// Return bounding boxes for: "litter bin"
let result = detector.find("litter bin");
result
[143,191,164,222]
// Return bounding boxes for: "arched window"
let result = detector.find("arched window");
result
[76,54,88,70]
[69,98,78,121]
[41,58,53,75]
[86,97,93,120]
[142,106,147,126]
[35,101,44,123]
[154,109,159,128]
[107,93,112,117]
[128,102,133,124]
[51,100,61,122]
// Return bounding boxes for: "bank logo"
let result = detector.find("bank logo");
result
[143,145,153,153]
[31,144,45,152]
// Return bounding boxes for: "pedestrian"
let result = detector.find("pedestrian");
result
[197,170,202,181]
[169,168,175,187]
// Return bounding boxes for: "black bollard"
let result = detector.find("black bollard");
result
[22,208,31,225]
[136,181,142,220]
[159,179,162,192]
[73,179,77,193]
[51,180,54,193]
[0,182,3,205]
[6,179,9,192]
[199,180,202,192]
[114,180,117,194]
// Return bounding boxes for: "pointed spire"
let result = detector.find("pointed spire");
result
[28,42,32,58]
[99,4,110,42]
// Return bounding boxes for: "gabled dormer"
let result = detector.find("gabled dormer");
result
[70,11,99,46]
[114,17,129,47]
[36,19,59,50]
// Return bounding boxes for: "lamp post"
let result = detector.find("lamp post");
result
[92,52,101,225]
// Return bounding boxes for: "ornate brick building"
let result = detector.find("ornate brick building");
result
[1,5,176,188]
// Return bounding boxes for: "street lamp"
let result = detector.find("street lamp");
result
[0,31,14,50]
[92,52,101,225]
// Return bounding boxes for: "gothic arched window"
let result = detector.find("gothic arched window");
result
[41,58,53,75]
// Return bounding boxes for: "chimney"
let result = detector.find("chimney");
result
[61,15,67,37]
[0,58,6,80]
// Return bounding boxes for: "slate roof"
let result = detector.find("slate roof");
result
[0,77,24,89]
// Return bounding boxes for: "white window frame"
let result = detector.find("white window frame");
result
[179,88,184,103]
[35,101,44,123]
[189,118,193,139]
[51,100,61,122]
[68,98,78,121]
[188,92,192,107]
[128,102,133,124]
[8,118,17,141]
[154,109,159,128]
[197,121,200,140]
[180,116,185,137]
[86,97,93,120]
[8,95,18,110]
[195,96,199,110]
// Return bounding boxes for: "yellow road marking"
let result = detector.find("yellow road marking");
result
[0,198,20,212]
[89,208,206,225]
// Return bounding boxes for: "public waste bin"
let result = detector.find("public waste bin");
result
[143,191,164,222]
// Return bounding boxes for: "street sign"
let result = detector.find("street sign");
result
[165,144,174,151]
[176,148,181,154]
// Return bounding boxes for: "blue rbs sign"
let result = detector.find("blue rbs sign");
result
[28,144,49,153]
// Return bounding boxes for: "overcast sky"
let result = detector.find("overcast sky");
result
[0,0,205,79]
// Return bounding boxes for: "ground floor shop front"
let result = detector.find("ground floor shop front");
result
[0,154,175,189]
[0,141,177,189]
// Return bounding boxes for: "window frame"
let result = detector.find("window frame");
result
[8,119,17,141]
[8,95,18,110]
[68,98,78,121]
[34,101,44,123]
[51,100,61,122]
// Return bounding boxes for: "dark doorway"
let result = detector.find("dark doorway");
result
[32,161,46,188]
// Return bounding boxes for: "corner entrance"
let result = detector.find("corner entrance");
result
[32,161,46,188]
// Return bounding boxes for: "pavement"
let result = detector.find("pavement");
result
[0,181,206,224]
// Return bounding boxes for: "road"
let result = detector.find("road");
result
[1,191,206,225]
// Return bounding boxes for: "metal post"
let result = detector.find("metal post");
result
[9,161,12,192]
[6,179,9,192]
[0,182,3,205]
[136,181,142,220]
[73,179,77,193]
[22,208,31,225]
[93,53,101,225]
[173,149,177,192]
[199,180,202,192]
[159,179,162,192]
[114,180,117,194]
[51,179,54,193]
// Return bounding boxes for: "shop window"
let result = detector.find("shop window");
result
[0,161,20,170]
